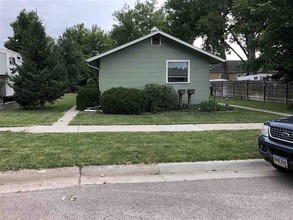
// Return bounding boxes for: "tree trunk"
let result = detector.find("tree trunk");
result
[40,100,45,109]
[246,33,256,74]
[222,62,229,80]
[221,52,228,80]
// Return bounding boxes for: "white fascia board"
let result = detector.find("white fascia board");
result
[87,30,226,63]
[0,48,21,56]
[86,31,161,63]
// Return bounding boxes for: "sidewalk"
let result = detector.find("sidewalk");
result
[2,103,289,133]
[0,160,281,194]
[0,123,263,133]
[230,104,292,117]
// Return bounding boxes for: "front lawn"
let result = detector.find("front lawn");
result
[0,93,76,127]
[0,130,261,171]
[70,108,279,125]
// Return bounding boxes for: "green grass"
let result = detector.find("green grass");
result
[70,108,279,125]
[0,130,261,171]
[0,93,76,127]
[216,96,293,114]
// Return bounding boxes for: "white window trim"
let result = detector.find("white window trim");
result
[151,36,161,45]
[166,60,190,84]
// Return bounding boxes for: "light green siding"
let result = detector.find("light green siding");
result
[100,36,211,104]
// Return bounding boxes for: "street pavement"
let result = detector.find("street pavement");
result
[1,174,292,220]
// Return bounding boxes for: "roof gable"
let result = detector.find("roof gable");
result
[87,30,225,64]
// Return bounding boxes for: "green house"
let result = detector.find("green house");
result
[87,30,225,104]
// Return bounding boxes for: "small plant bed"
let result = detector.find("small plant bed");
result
[71,108,279,125]
[216,97,293,114]
[0,130,261,171]
[0,93,76,127]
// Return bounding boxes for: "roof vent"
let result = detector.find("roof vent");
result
[151,36,161,45]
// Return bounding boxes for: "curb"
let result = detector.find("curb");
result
[158,159,268,174]
[0,160,273,194]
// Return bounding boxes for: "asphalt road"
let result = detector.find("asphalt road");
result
[1,174,293,220]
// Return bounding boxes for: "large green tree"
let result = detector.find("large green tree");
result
[4,10,39,52]
[165,0,229,57]
[64,24,112,58]
[165,0,262,76]
[10,11,65,108]
[251,0,293,82]
[111,0,169,46]
[57,28,90,87]
[166,0,293,80]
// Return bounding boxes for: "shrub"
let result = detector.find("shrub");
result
[101,87,145,115]
[199,100,224,112]
[86,78,98,87]
[144,83,178,112]
[76,86,100,110]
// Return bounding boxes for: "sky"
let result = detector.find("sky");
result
[0,0,243,60]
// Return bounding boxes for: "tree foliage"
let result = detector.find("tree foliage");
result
[57,28,90,87]
[64,23,113,58]
[111,0,169,46]
[165,0,293,80]
[165,0,229,58]
[10,11,65,108]
[251,0,293,82]
[4,10,39,52]
[56,24,113,87]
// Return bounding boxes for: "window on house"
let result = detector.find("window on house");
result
[9,57,16,65]
[166,60,190,83]
[151,36,161,45]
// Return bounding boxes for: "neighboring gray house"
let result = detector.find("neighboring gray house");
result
[87,30,225,104]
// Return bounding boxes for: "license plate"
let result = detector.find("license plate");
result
[273,155,288,169]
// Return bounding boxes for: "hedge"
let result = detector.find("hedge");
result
[76,86,100,110]
[101,87,145,115]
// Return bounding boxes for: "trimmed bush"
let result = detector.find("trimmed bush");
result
[76,86,100,110]
[144,83,178,112]
[101,87,145,115]
[199,100,224,112]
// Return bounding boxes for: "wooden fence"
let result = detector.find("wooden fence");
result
[211,81,293,104]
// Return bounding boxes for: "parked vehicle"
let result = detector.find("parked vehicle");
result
[0,48,22,103]
[238,74,271,81]
[258,117,293,171]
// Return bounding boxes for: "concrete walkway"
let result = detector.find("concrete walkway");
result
[0,159,281,194]
[52,106,79,126]
[231,104,292,117]
[0,123,263,133]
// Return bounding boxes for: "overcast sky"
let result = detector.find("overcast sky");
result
[0,0,243,60]
[0,0,164,45]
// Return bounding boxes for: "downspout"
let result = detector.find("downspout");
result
[87,63,100,90]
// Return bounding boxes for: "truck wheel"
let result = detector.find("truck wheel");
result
[272,164,290,172]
